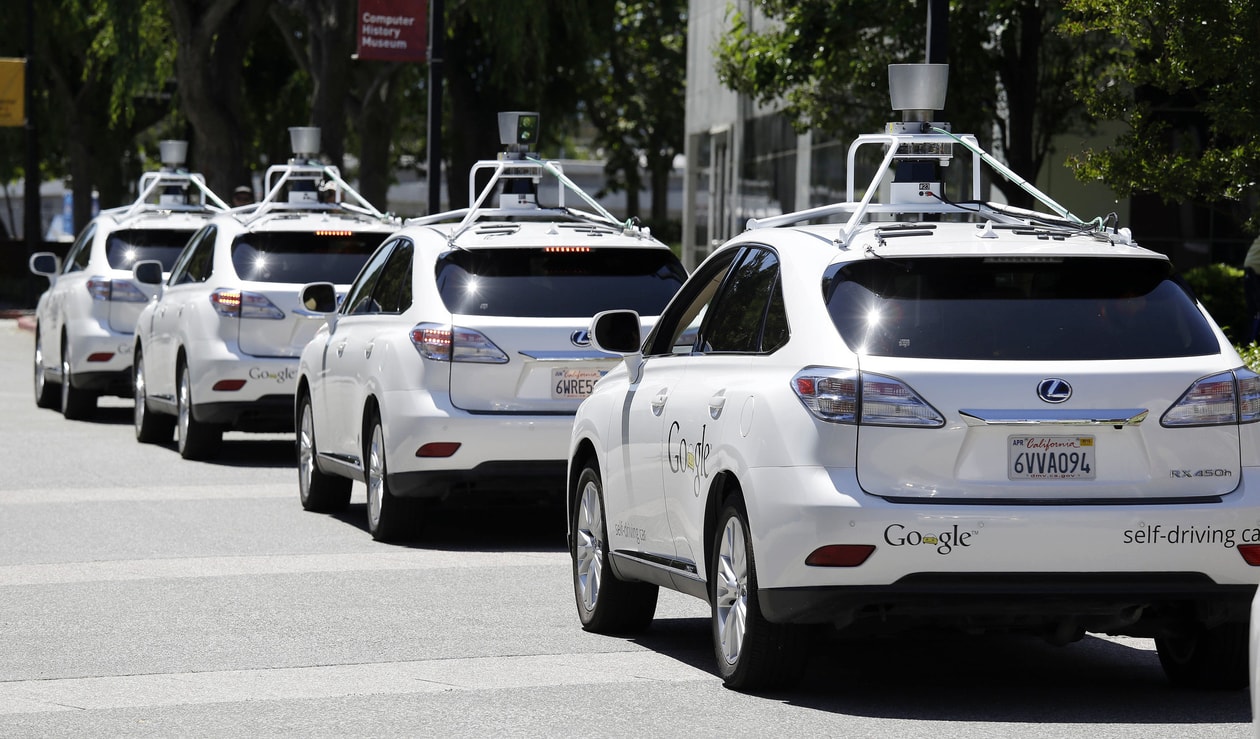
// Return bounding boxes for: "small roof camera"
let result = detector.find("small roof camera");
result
[498,111,540,148]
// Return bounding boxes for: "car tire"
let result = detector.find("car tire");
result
[364,410,415,541]
[133,347,174,444]
[297,392,351,512]
[33,329,58,409]
[177,362,222,460]
[60,340,96,420]
[571,463,658,633]
[1156,621,1249,690]
[711,496,809,691]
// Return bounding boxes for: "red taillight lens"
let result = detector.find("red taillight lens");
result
[416,442,461,458]
[411,325,452,360]
[1237,544,1260,566]
[212,380,247,391]
[86,353,114,363]
[211,290,243,316]
[804,544,875,567]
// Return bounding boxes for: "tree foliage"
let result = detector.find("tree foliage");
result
[713,0,1102,208]
[1061,0,1260,229]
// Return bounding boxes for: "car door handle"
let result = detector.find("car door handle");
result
[336,341,346,358]
[709,393,727,419]
[364,342,373,359]
[650,390,669,416]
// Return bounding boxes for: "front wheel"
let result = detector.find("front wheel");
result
[1156,621,1249,689]
[134,348,174,444]
[571,464,658,633]
[177,363,222,460]
[364,410,416,541]
[297,392,351,511]
[33,330,57,409]
[711,497,809,691]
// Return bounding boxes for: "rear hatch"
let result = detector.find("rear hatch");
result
[436,245,687,413]
[230,230,386,357]
[825,254,1245,502]
[105,227,197,333]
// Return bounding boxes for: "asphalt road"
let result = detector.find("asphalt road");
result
[0,318,1252,737]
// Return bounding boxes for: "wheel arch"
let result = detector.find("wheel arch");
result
[703,470,744,586]
[567,438,600,551]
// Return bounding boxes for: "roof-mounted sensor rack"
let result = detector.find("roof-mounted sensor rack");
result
[106,139,232,221]
[746,64,1130,247]
[405,112,653,246]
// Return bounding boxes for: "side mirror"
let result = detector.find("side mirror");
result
[29,252,59,278]
[591,309,642,355]
[132,259,164,286]
[300,282,338,313]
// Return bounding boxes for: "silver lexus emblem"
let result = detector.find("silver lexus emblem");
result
[570,329,591,347]
[1037,378,1072,404]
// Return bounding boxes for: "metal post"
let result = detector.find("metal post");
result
[24,0,40,306]
[426,0,444,215]
[926,0,948,64]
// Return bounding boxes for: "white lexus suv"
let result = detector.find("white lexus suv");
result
[29,141,228,419]
[568,65,1260,691]
[131,127,399,460]
[295,112,687,541]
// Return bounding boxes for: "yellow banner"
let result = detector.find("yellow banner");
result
[0,59,25,127]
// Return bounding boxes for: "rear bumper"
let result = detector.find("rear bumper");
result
[388,460,567,500]
[194,394,295,432]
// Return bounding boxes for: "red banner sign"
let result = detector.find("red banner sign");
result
[357,0,428,62]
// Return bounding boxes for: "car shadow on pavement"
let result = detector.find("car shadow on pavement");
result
[328,499,569,553]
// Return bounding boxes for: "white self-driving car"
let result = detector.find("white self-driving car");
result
[295,112,687,541]
[29,141,229,419]
[568,65,1260,691]
[131,127,399,460]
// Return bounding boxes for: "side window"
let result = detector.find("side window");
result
[701,247,788,354]
[370,240,414,314]
[342,240,396,315]
[172,226,217,285]
[63,224,96,274]
[644,247,744,356]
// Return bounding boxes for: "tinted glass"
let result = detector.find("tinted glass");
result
[435,248,686,317]
[372,241,413,314]
[106,229,195,271]
[172,227,216,285]
[64,224,95,274]
[342,241,394,316]
[824,256,1219,360]
[231,232,382,284]
[702,248,786,353]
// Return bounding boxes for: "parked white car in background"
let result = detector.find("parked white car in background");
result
[294,112,688,541]
[131,127,399,460]
[29,141,229,419]
[568,65,1260,691]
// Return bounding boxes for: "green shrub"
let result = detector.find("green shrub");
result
[1237,342,1260,373]
[1181,263,1248,344]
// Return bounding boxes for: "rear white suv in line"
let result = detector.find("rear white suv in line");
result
[295,112,688,541]
[568,65,1260,691]
[29,141,228,419]
[131,127,399,460]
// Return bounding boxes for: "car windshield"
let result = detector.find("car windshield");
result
[231,231,383,284]
[823,256,1219,360]
[106,229,196,271]
[435,247,687,317]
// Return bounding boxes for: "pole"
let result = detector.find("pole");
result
[24,0,40,306]
[926,0,948,64]
[426,0,444,215]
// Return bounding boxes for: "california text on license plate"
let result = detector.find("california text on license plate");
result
[1008,435,1095,480]
[552,368,606,400]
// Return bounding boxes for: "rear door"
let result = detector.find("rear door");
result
[105,227,196,333]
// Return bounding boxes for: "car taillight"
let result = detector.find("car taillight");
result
[1163,368,1260,426]
[108,280,148,303]
[791,367,944,427]
[87,276,112,301]
[209,289,284,319]
[409,322,508,363]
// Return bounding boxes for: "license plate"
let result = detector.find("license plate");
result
[551,368,606,400]
[1008,435,1095,480]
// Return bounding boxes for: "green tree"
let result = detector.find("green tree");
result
[583,0,687,234]
[1061,0,1260,230]
[714,0,1101,209]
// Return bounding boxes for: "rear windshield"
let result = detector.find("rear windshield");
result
[231,231,383,284]
[106,229,195,271]
[824,256,1219,360]
[435,247,687,317]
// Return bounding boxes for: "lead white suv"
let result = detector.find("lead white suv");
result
[29,141,228,419]
[295,112,687,541]
[131,127,399,459]
[568,65,1260,691]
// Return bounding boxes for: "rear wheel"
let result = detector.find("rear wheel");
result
[33,330,57,409]
[571,464,658,633]
[60,340,96,420]
[177,362,222,460]
[1156,621,1249,690]
[711,497,809,691]
[297,392,351,511]
[133,347,174,444]
[365,410,415,541]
